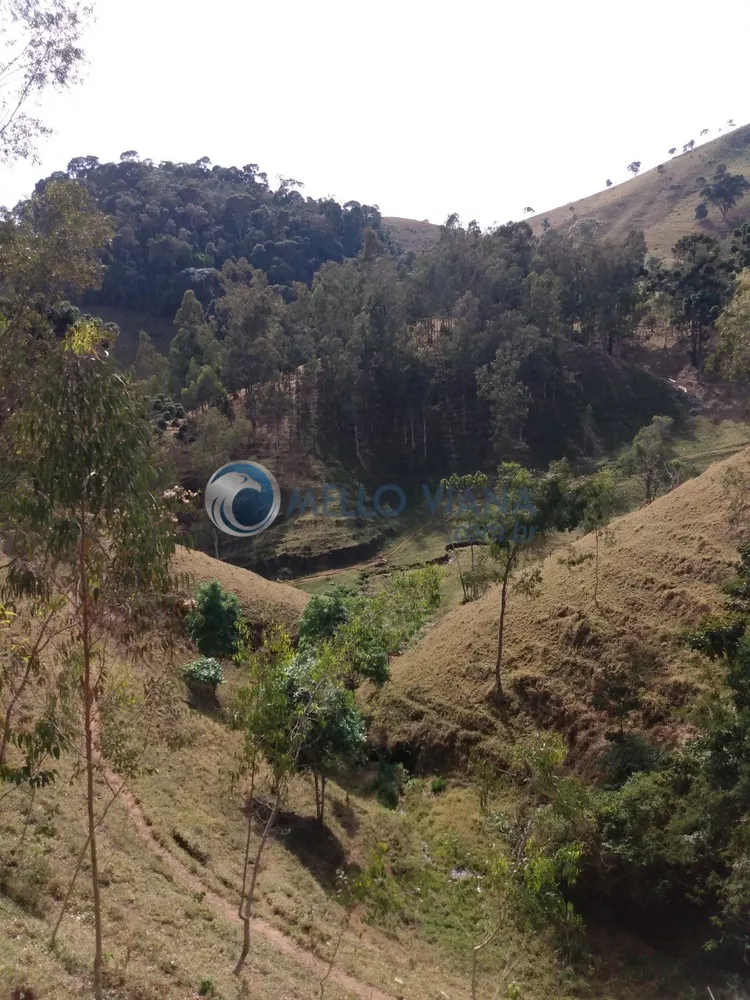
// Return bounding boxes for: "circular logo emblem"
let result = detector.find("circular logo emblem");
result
[205,461,281,537]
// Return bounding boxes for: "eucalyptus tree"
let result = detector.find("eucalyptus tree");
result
[3,319,176,999]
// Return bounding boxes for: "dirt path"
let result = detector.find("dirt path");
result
[101,760,394,999]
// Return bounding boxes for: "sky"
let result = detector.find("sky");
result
[3,0,750,228]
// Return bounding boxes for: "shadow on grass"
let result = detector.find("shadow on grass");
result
[245,796,356,893]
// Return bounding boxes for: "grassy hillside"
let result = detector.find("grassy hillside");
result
[382,216,441,253]
[172,546,309,632]
[529,123,750,255]
[385,124,750,257]
[372,447,750,768]
[4,452,750,1000]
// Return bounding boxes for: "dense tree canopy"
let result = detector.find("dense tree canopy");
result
[33,154,390,315]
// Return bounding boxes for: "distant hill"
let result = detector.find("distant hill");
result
[529,123,750,256]
[385,125,750,257]
[383,215,441,252]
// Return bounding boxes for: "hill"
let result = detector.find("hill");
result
[383,125,750,257]
[35,155,391,319]
[528,123,750,255]
[382,216,441,252]
[372,447,750,767]
[172,545,308,631]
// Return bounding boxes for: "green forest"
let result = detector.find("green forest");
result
[31,152,750,480]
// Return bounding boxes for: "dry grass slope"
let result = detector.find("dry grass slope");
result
[382,216,441,253]
[172,545,308,632]
[528,123,750,255]
[373,448,750,768]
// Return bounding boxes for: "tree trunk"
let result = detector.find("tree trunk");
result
[593,529,600,607]
[79,517,103,1000]
[313,772,321,821]
[453,542,468,603]
[320,775,326,824]
[235,791,280,975]
[494,561,513,698]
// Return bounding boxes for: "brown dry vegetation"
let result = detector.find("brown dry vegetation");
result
[382,217,441,253]
[372,448,750,770]
[528,124,750,255]
[386,124,750,258]
[171,546,308,632]
[4,452,750,1000]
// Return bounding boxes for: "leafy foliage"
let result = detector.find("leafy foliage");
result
[186,580,242,659]
[39,154,389,315]
[181,656,225,692]
[0,0,92,163]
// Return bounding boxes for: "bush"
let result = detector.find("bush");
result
[371,760,407,809]
[598,732,662,788]
[198,978,218,997]
[186,579,242,659]
[431,776,447,794]
[181,656,225,692]
[298,586,353,649]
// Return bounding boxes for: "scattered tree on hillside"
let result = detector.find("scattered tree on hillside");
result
[683,140,695,152]
[574,469,619,607]
[606,179,613,187]
[727,119,736,128]
[186,580,242,659]
[695,201,709,221]
[3,319,176,1000]
[699,163,750,222]
[541,216,551,231]
[465,461,574,699]
[711,270,750,379]
[0,0,92,163]
[730,221,750,270]
[230,629,320,975]
[592,658,646,735]
[627,161,641,177]
[620,415,677,502]
[523,206,535,214]
[652,232,735,367]
[284,654,367,822]
[700,128,709,136]
[168,289,219,394]
[668,147,677,155]
[657,164,665,174]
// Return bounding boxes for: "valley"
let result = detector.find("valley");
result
[3,71,750,1000]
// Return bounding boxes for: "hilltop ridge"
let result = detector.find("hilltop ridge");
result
[385,123,750,256]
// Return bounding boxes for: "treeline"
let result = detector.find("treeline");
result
[135,214,686,475]
[33,153,390,316]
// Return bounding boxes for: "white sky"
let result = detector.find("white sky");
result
[3,0,750,227]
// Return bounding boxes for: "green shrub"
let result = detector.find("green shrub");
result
[370,760,407,809]
[431,776,447,794]
[298,585,354,648]
[198,977,218,997]
[181,656,225,692]
[598,732,662,788]
[186,579,242,659]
